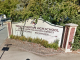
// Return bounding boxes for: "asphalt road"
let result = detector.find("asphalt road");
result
[0,25,8,46]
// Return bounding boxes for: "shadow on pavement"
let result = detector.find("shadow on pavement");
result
[0,47,9,59]
[0,44,12,59]
[26,58,30,60]
[0,27,6,31]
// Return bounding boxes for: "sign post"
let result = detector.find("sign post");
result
[62,23,78,52]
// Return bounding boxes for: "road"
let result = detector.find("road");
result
[0,25,8,46]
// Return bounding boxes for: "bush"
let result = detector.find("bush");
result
[53,43,58,50]
[48,43,58,50]
[32,38,42,44]
[10,35,59,50]
[72,36,80,51]
[27,37,33,42]
[10,35,13,39]
[54,39,59,44]
[10,35,16,39]
[14,36,19,40]
[19,36,27,41]
[40,40,49,48]
[48,42,59,50]
[10,35,27,41]
[48,39,59,50]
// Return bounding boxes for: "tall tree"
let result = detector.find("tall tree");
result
[0,0,19,17]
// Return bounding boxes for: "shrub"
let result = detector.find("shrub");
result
[48,39,59,50]
[48,43,58,50]
[72,36,80,51]
[27,37,33,42]
[54,39,59,44]
[19,36,27,41]
[32,38,42,44]
[10,35,59,50]
[15,35,19,39]
[14,36,19,40]
[40,39,49,48]
[53,43,58,50]
[10,35,16,39]
[10,35,13,39]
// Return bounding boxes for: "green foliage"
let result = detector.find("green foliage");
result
[48,43,58,50]
[27,37,33,42]
[10,35,27,41]
[32,38,42,44]
[10,35,16,39]
[0,0,79,22]
[40,39,49,48]
[25,0,80,24]
[0,0,79,23]
[72,36,80,50]
[67,15,80,50]
[5,0,80,50]
[10,9,32,22]
[10,35,13,39]
[48,40,59,50]
[0,0,19,17]
[10,35,59,50]
[54,39,59,44]
[19,0,29,8]
[48,1,80,24]
[19,36,27,41]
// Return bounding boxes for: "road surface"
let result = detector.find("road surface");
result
[0,25,8,46]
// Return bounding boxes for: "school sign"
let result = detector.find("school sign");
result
[6,18,78,52]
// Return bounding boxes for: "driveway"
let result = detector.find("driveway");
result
[0,24,8,46]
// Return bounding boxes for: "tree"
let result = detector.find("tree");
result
[19,0,29,7]
[48,1,80,24]
[0,0,19,17]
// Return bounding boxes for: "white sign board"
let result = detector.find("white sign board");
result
[12,18,63,47]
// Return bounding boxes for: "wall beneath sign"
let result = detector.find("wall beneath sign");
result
[12,18,63,47]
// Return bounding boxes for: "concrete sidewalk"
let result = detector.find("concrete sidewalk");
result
[0,45,80,60]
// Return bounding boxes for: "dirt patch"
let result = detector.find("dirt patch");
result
[72,49,80,54]
[4,38,64,56]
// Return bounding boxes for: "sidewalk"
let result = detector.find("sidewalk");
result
[0,45,80,60]
[0,39,80,60]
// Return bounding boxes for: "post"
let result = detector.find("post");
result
[62,23,78,52]
[6,20,12,38]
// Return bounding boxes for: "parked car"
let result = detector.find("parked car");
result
[0,14,9,26]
